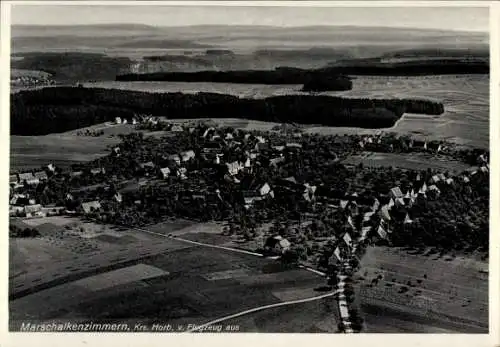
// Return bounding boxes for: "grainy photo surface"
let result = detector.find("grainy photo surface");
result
[7,3,489,334]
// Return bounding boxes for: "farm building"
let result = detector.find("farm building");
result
[264,235,291,254]
[80,201,102,214]
[272,145,285,152]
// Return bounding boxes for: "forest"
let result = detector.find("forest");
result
[117,67,354,91]
[10,87,444,135]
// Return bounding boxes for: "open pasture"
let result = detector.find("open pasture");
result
[354,246,488,333]
[343,151,472,173]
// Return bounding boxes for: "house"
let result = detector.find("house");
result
[214,153,224,165]
[168,154,181,166]
[480,166,489,173]
[226,161,243,176]
[160,167,171,179]
[115,117,122,124]
[180,150,196,162]
[445,178,454,185]
[202,127,216,138]
[363,211,375,222]
[264,235,291,254]
[272,145,286,152]
[395,197,405,207]
[243,157,252,168]
[19,172,35,183]
[269,156,285,167]
[24,204,42,214]
[140,161,155,170]
[411,139,427,150]
[303,184,317,202]
[71,170,83,177]
[342,232,353,248]
[170,124,184,132]
[258,183,272,196]
[225,133,234,140]
[462,176,470,183]
[360,226,372,240]
[404,213,413,224]
[90,167,105,175]
[428,185,441,195]
[177,167,188,180]
[389,187,403,200]
[427,142,442,153]
[286,143,303,150]
[80,201,101,214]
[47,163,56,172]
[254,142,269,151]
[33,171,48,181]
[379,205,391,221]
[132,118,138,125]
[244,196,263,209]
[10,174,18,185]
[114,192,123,203]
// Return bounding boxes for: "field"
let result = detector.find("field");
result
[354,246,488,333]
[342,152,473,173]
[9,219,332,332]
[10,123,168,171]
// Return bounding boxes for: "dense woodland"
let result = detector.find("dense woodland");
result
[117,67,353,91]
[11,87,444,135]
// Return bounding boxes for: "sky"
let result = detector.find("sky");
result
[11,5,489,32]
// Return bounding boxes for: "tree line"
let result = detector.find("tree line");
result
[11,87,444,135]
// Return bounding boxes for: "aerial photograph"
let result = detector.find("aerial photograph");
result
[8,4,489,333]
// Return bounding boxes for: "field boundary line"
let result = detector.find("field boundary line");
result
[132,226,265,257]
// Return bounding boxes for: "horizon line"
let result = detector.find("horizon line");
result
[11,23,489,34]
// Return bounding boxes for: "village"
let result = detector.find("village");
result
[9,116,489,332]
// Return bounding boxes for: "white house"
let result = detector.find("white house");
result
[160,167,171,179]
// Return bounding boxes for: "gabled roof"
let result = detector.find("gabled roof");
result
[390,187,403,198]
[19,172,34,181]
[81,201,101,214]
